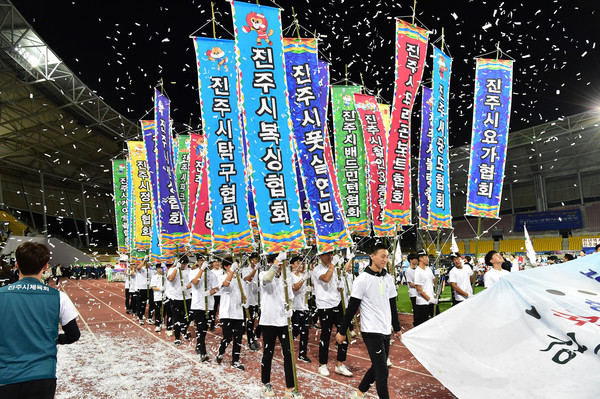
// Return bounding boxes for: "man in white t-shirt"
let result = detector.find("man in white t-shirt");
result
[413,251,437,326]
[447,253,473,306]
[150,265,166,332]
[484,251,510,288]
[188,259,219,362]
[290,255,311,363]
[209,259,226,331]
[242,253,261,351]
[336,242,401,399]
[404,253,418,325]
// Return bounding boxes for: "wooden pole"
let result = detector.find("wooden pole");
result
[412,0,417,25]
[472,217,483,291]
[281,255,300,392]
[292,7,301,40]
[235,254,252,320]
[211,2,216,39]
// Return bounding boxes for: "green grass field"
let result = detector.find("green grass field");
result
[396,284,486,314]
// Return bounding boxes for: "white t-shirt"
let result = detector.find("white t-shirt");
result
[182,268,193,299]
[165,266,187,301]
[242,265,259,306]
[405,267,417,298]
[259,271,293,327]
[211,268,226,296]
[291,272,308,311]
[511,259,520,272]
[448,265,473,302]
[484,268,510,288]
[150,273,165,302]
[312,263,341,309]
[189,269,219,311]
[341,272,354,305]
[350,268,397,335]
[414,266,435,306]
[59,291,78,326]
[219,273,244,320]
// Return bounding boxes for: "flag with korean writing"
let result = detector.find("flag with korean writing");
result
[354,93,394,237]
[127,141,152,251]
[331,86,370,236]
[126,159,134,253]
[175,135,190,219]
[402,253,600,399]
[429,47,452,229]
[465,58,513,218]
[154,90,190,257]
[284,38,351,253]
[111,159,128,253]
[418,86,435,230]
[386,20,428,228]
[232,2,306,254]
[193,37,253,253]
[141,120,165,263]
[188,133,212,253]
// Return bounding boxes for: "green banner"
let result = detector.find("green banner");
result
[111,159,128,253]
[331,86,370,236]
[175,135,190,220]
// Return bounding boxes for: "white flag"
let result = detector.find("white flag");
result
[402,253,600,399]
[450,233,459,254]
[394,242,403,267]
[524,224,537,266]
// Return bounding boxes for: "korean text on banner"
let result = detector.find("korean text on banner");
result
[331,86,370,236]
[429,47,452,229]
[188,133,212,253]
[193,37,253,253]
[111,159,128,254]
[418,86,434,230]
[175,136,190,220]
[354,93,394,237]
[284,37,351,253]
[465,58,514,218]
[154,90,190,256]
[232,1,306,254]
[127,141,152,251]
[386,20,429,228]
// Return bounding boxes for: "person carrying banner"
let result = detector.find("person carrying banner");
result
[259,253,303,399]
[336,242,401,399]
[134,256,152,325]
[290,255,311,363]
[128,262,139,318]
[0,242,80,399]
[188,259,219,362]
[312,252,352,377]
[165,259,190,345]
[404,253,419,325]
[447,253,473,306]
[150,264,166,332]
[242,252,261,351]
[413,251,437,326]
[483,251,510,288]
[209,259,226,331]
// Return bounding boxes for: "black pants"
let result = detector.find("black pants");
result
[317,302,348,365]
[358,333,391,399]
[148,294,155,319]
[0,378,56,399]
[164,298,173,330]
[409,296,416,325]
[261,325,294,388]
[125,288,131,311]
[170,299,184,340]
[209,295,221,329]
[193,309,209,355]
[182,298,192,332]
[414,303,437,326]
[218,318,243,364]
[292,309,310,357]
[244,304,259,344]
[153,298,163,326]
[130,290,139,316]
[137,289,148,321]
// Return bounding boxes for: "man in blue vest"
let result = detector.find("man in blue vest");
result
[0,242,80,398]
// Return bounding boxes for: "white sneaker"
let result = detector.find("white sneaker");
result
[387,358,393,367]
[335,364,353,377]
[318,364,330,376]
[155,326,161,333]
[349,390,365,399]
[166,330,173,336]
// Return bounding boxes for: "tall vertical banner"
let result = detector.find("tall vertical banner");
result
[232,2,306,254]
[188,133,212,252]
[111,159,128,253]
[175,136,190,220]
[126,160,134,254]
[429,47,452,229]
[154,90,190,257]
[385,20,429,228]
[465,58,514,218]
[418,87,434,230]
[127,141,152,251]
[354,94,394,237]
[284,37,351,253]
[193,37,253,253]
[331,86,370,236]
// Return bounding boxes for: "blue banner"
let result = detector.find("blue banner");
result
[514,209,583,232]
[193,37,253,253]
[232,2,306,254]
[465,58,514,218]
[418,86,434,230]
[429,47,452,229]
[284,37,351,253]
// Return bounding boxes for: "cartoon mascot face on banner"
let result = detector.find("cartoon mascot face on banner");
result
[206,47,228,71]
[241,12,273,46]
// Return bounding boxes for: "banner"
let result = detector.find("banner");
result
[111,159,128,253]
[385,20,429,228]
[284,37,351,253]
[465,58,514,218]
[175,135,190,220]
[127,141,152,251]
[402,254,600,399]
[429,47,452,229]
[188,133,212,252]
[141,120,165,263]
[514,209,583,232]
[418,86,434,230]
[154,90,190,256]
[193,37,253,253]
[232,1,306,254]
[126,159,134,253]
[331,85,370,236]
[354,93,394,237]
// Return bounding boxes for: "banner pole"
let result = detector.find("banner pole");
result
[281,253,300,393]
[203,257,210,319]
[343,258,360,338]
[336,257,352,343]
[412,0,417,25]
[235,254,252,321]
[472,217,483,291]
[211,2,216,39]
